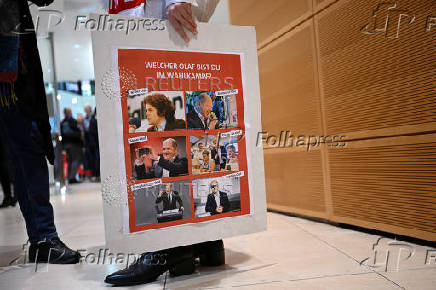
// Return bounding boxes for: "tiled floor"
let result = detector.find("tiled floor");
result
[0,183,434,289]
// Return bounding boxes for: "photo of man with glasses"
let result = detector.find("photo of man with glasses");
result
[205,180,230,215]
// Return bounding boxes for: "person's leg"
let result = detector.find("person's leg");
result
[84,145,94,178]
[94,146,100,178]
[69,144,82,182]
[0,109,57,242]
[64,144,74,181]
[87,146,97,179]
[0,107,81,264]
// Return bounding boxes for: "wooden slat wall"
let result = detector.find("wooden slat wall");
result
[228,0,313,48]
[265,147,327,219]
[259,21,322,139]
[229,0,436,241]
[328,135,436,239]
[316,0,436,139]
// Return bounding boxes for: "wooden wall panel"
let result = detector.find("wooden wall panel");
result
[258,21,322,141]
[328,134,436,241]
[229,0,436,241]
[264,148,327,218]
[228,0,312,46]
[315,0,436,138]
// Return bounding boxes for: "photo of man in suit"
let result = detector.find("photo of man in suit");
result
[134,138,188,179]
[187,92,221,130]
[155,183,184,212]
[205,180,230,215]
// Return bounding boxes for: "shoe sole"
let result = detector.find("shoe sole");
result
[104,275,160,286]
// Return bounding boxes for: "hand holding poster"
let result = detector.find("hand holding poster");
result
[91,13,266,253]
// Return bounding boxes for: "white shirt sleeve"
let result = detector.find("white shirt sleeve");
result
[102,0,219,23]
[166,0,220,23]
[192,0,220,22]
[165,0,196,8]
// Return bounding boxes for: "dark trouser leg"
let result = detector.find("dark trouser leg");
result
[85,146,95,176]
[64,145,73,180]
[71,145,82,180]
[83,147,90,172]
[0,108,57,243]
[90,146,100,177]
[65,144,81,181]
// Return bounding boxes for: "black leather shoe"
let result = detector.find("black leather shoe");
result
[28,237,81,264]
[194,240,225,266]
[105,246,195,286]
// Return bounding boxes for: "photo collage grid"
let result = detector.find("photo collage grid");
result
[121,89,249,232]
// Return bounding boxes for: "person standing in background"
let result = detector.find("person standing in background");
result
[61,107,83,184]
[88,108,100,181]
[82,104,94,179]
[76,113,86,179]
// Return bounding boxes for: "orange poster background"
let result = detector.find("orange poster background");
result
[118,49,250,233]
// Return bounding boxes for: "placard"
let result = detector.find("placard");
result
[91,13,266,252]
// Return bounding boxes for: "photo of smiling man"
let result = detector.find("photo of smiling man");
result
[131,136,188,180]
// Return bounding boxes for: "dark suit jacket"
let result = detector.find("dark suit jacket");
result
[155,191,183,211]
[60,117,83,146]
[147,119,186,132]
[187,111,220,130]
[205,191,230,215]
[135,155,188,179]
